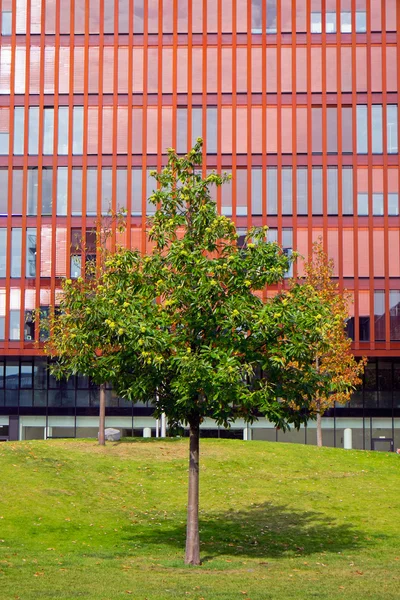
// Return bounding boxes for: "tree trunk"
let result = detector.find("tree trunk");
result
[185,418,200,565]
[316,409,323,448]
[98,383,106,446]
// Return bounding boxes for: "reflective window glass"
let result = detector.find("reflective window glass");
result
[28,107,39,155]
[373,193,384,216]
[356,105,368,154]
[42,168,53,215]
[356,11,367,32]
[340,11,351,32]
[27,169,38,215]
[57,167,68,216]
[14,107,24,155]
[387,105,398,154]
[296,168,307,215]
[0,229,6,277]
[326,11,336,32]
[371,105,383,154]
[266,167,277,215]
[358,193,369,216]
[11,228,22,278]
[311,12,322,33]
[26,228,36,278]
[1,11,12,35]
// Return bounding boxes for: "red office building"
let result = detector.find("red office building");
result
[0,0,399,448]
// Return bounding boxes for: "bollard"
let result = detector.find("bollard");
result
[243,426,252,441]
[343,428,352,450]
[143,427,152,438]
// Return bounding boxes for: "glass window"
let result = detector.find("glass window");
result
[311,12,322,33]
[356,11,367,32]
[0,132,9,155]
[326,11,336,33]
[191,108,202,147]
[27,169,38,215]
[73,106,84,155]
[327,107,337,153]
[72,169,82,216]
[58,107,69,155]
[342,107,353,153]
[251,169,262,216]
[12,170,22,215]
[0,229,6,277]
[282,229,293,278]
[374,290,385,342]
[296,167,307,215]
[5,361,19,388]
[342,167,353,215]
[71,255,81,279]
[206,107,217,154]
[43,108,54,155]
[266,0,277,33]
[357,193,368,216]
[177,108,187,155]
[371,105,383,154]
[236,169,247,216]
[11,228,22,278]
[266,167,277,215]
[28,107,39,155]
[356,105,368,154]
[1,11,12,35]
[26,228,36,278]
[312,108,322,153]
[131,168,142,216]
[42,168,53,215]
[9,310,20,340]
[0,170,7,215]
[102,168,112,215]
[390,291,400,341]
[116,169,127,210]
[327,168,338,215]
[87,168,97,216]
[21,363,33,389]
[340,11,351,32]
[57,167,68,216]
[373,193,384,216]
[282,168,292,215]
[387,105,398,154]
[221,168,232,216]
[251,0,262,33]
[14,107,24,155]
[0,290,5,339]
[312,168,323,214]
[388,193,399,216]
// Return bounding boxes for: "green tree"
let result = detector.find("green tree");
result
[289,242,366,447]
[47,141,331,565]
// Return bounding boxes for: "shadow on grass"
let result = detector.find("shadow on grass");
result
[124,502,370,561]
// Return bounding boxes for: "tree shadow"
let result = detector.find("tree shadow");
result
[122,502,371,561]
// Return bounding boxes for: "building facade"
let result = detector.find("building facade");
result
[0,0,399,448]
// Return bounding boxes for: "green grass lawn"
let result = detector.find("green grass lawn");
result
[0,438,399,599]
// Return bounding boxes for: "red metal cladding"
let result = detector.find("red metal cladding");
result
[0,0,398,354]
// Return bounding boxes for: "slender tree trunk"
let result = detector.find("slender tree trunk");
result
[98,383,106,446]
[315,356,323,447]
[316,409,323,448]
[185,418,200,565]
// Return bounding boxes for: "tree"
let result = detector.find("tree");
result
[46,141,333,565]
[290,241,366,447]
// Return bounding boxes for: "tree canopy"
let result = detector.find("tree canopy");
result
[46,141,349,564]
[289,242,366,446]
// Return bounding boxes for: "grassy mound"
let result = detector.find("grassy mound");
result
[0,438,399,599]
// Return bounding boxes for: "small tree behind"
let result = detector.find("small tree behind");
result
[292,242,366,447]
[47,142,335,564]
